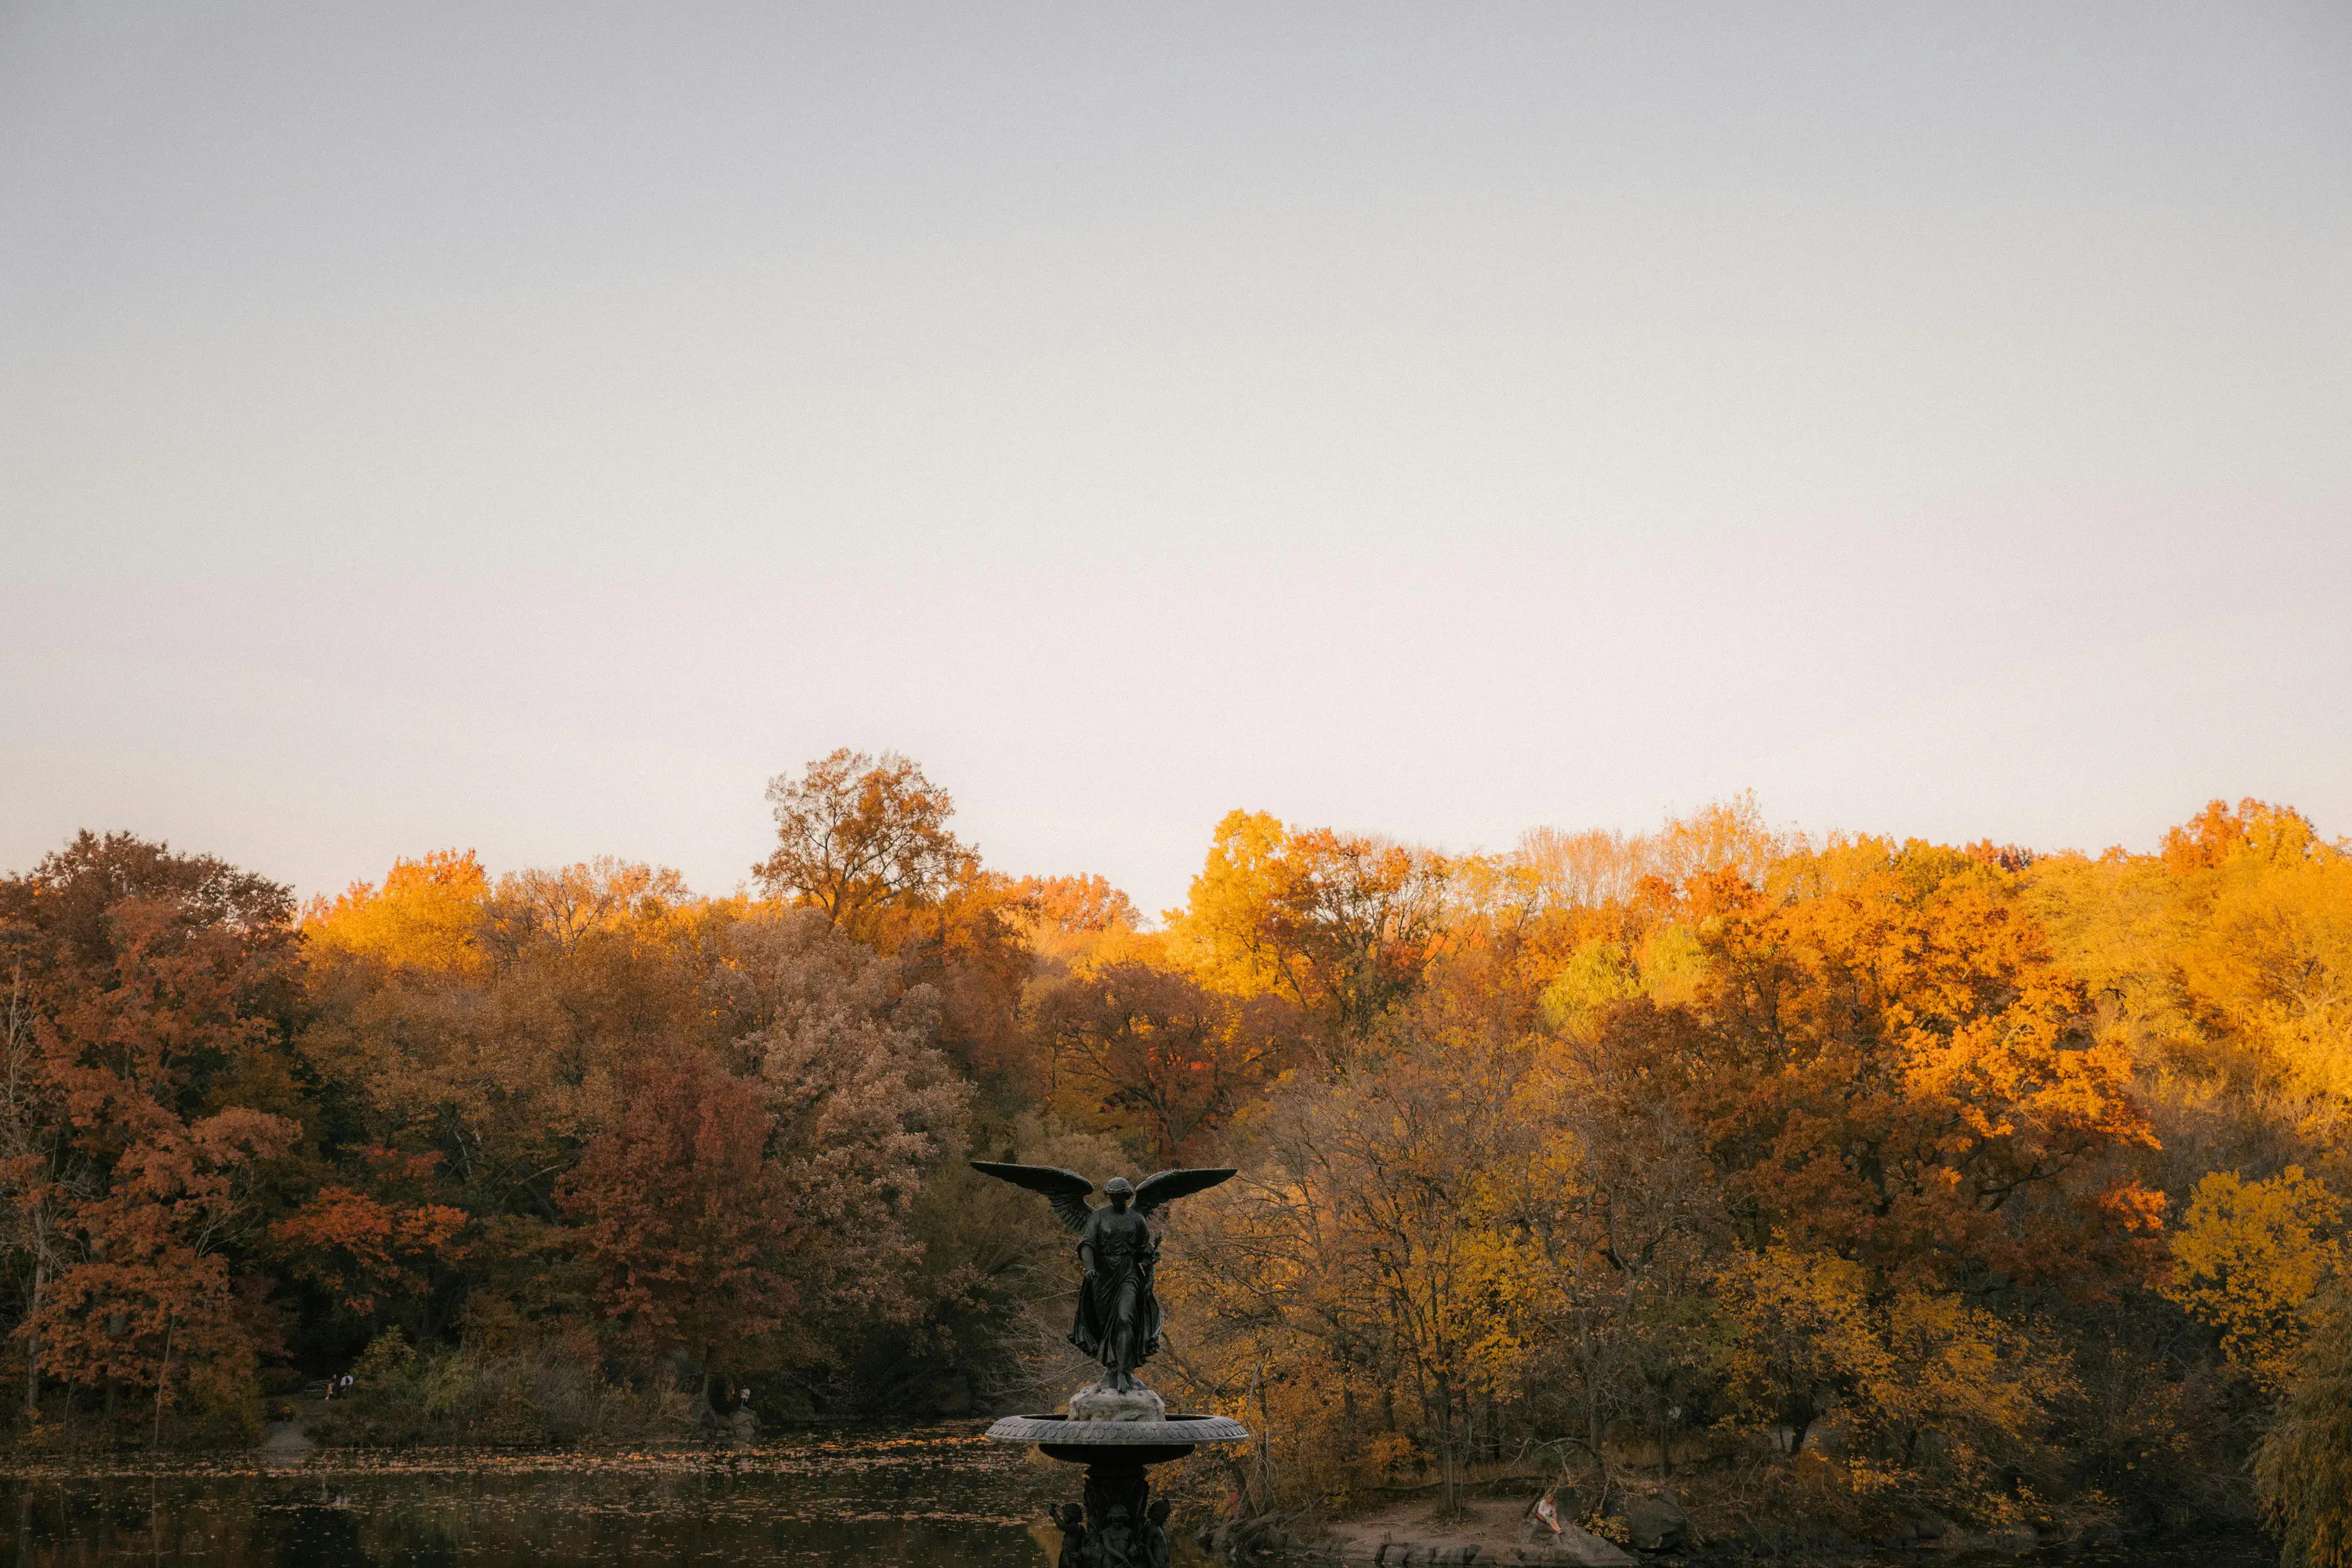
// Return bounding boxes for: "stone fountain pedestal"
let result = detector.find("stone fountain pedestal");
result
[989,1382,1250,1567]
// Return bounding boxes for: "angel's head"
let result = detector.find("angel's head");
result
[1102,1176,1135,1210]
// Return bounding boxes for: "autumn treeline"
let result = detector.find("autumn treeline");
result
[3,757,2349,1559]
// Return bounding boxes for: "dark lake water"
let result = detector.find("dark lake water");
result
[1,1425,1160,1568]
[0,1425,2274,1567]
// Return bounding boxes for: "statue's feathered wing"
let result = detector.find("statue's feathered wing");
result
[1134,1167,1237,1218]
[971,1160,1096,1235]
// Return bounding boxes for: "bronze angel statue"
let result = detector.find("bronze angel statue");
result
[973,1163,1236,1392]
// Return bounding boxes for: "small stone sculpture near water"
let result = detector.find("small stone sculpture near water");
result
[971,1162,1236,1393]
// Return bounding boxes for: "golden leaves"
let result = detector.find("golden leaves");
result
[2164,1165,2343,1389]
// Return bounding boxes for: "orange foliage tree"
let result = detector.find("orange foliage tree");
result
[270,1150,469,1320]
[1661,848,2165,1293]
[755,749,978,944]
[303,849,492,976]
[756,750,1037,1091]
[1,833,307,1432]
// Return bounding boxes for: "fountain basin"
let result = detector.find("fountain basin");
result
[986,1411,1250,1457]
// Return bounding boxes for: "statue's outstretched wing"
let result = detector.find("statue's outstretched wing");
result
[1133,1167,1237,1218]
[971,1161,1096,1235]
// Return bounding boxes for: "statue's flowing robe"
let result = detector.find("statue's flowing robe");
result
[1072,1205,1161,1376]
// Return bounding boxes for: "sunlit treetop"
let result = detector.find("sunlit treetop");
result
[303,849,491,976]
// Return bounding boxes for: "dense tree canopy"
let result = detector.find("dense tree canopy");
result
[2,773,2347,1563]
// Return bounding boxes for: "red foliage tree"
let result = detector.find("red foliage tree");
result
[557,1047,798,1395]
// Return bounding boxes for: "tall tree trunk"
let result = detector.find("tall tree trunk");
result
[1586,1378,1611,1516]
[1250,1360,1274,1515]
[21,1254,43,1419]
[152,1315,176,1453]
[1437,1374,1459,1516]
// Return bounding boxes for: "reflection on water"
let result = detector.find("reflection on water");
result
[0,1428,2273,1568]
[1,1425,1144,1567]
[2005,1541,2273,1568]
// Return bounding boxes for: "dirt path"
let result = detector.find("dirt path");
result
[1314,1496,1634,1566]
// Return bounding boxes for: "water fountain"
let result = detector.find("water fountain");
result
[973,1163,1252,1568]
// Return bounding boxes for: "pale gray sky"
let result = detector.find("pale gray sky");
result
[4,3,2348,914]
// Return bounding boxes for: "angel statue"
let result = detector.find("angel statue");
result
[973,1163,1236,1393]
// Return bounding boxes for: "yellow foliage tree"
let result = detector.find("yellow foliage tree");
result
[1164,810,1300,999]
[1538,942,1640,1038]
[1163,810,1454,1040]
[1722,1247,2070,1470]
[2165,1166,2343,1388]
[1165,1025,1562,1512]
[2178,855,2352,1107]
